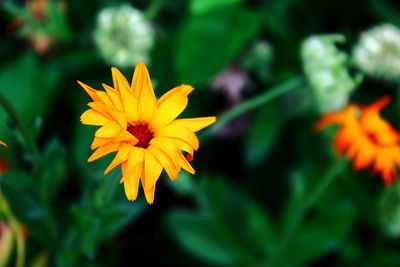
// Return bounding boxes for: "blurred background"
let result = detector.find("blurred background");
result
[1,0,400,266]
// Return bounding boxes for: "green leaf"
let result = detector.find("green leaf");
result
[190,0,243,15]
[36,139,66,204]
[1,171,58,247]
[0,53,59,146]
[287,190,356,265]
[175,7,262,86]
[167,177,273,266]
[167,210,239,266]
[244,100,285,166]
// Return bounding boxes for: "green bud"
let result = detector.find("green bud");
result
[242,41,274,81]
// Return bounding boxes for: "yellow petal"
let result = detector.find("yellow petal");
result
[142,150,163,191]
[78,81,102,102]
[114,67,132,90]
[80,109,110,126]
[95,121,121,138]
[173,138,194,156]
[131,62,157,122]
[95,90,113,107]
[158,84,194,106]
[148,143,179,181]
[88,142,120,162]
[177,151,195,174]
[118,74,139,124]
[131,62,154,96]
[126,147,145,173]
[87,102,127,128]
[155,124,199,150]
[143,184,156,204]
[123,165,142,201]
[114,131,138,144]
[91,136,112,149]
[174,117,216,132]
[150,92,188,131]
[120,162,128,182]
[111,67,130,92]
[104,143,131,175]
[102,83,123,111]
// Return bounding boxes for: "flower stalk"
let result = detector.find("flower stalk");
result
[0,189,26,267]
[0,93,39,161]
[271,158,348,266]
[200,76,304,140]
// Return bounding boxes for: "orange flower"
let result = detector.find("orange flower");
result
[315,96,400,184]
[79,62,216,204]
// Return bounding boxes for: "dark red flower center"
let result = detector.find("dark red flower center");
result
[127,124,153,148]
[366,131,379,145]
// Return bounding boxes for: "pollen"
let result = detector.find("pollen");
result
[127,124,153,148]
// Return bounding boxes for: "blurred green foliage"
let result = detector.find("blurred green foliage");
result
[0,0,400,266]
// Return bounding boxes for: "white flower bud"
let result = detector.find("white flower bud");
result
[94,4,155,67]
[302,35,361,113]
[353,24,400,82]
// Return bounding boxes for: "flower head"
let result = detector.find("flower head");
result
[315,96,400,184]
[94,4,155,67]
[79,62,216,203]
[353,24,400,82]
[302,35,361,113]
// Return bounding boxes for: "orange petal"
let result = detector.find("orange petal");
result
[77,81,102,102]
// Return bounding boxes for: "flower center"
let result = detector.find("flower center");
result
[127,124,153,148]
[366,131,380,145]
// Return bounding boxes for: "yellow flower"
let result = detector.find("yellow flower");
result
[79,62,216,203]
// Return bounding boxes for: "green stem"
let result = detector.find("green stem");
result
[145,0,166,20]
[272,158,348,266]
[200,76,304,141]
[0,93,39,161]
[0,187,25,267]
